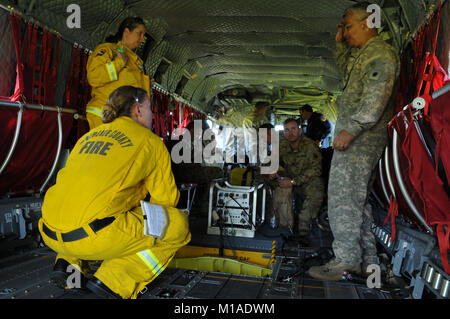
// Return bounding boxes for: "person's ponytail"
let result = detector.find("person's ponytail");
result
[102,86,148,123]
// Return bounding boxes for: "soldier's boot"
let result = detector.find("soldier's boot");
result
[297,235,311,247]
[297,224,311,247]
[308,258,361,281]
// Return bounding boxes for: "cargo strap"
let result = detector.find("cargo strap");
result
[43,33,60,106]
[42,217,115,242]
[415,3,443,115]
[8,13,23,101]
[80,49,91,108]
[382,195,398,242]
[433,222,450,274]
[29,24,38,102]
[65,45,82,110]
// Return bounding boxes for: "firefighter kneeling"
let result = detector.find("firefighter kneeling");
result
[39,86,191,299]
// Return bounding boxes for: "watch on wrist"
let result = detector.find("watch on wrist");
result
[290,179,295,185]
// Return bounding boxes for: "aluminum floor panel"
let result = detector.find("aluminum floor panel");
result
[0,248,391,299]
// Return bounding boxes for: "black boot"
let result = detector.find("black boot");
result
[86,278,122,299]
[297,234,311,247]
[50,258,88,290]
[50,259,71,289]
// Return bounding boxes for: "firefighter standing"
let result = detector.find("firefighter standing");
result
[85,17,153,129]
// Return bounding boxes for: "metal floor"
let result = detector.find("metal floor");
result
[0,246,391,300]
[0,213,393,300]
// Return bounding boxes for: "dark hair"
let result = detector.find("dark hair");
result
[283,118,299,127]
[300,104,313,112]
[105,17,145,43]
[103,86,148,123]
[259,123,274,129]
[186,120,209,131]
[255,101,270,110]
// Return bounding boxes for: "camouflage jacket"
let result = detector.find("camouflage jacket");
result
[278,136,322,186]
[334,36,400,146]
[242,111,269,129]
[215,105,255,127]
[216,104,269,129]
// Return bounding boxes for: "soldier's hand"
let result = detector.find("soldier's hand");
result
[269,173,279,180]
[336,23,345,43]
[333,129,354,151]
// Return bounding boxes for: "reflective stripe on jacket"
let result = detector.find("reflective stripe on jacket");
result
[86,42,150,118]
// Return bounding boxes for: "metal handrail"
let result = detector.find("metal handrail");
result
[0,100,78,114]
[39,108,63,193]
[431,83,450,99]
[392,127,433,234]
[222,181,256,192]
[0,102,23,176]
[384,87,449,234]
[0,100,85,178]
[384,145,397,200]
[378,157,390,205]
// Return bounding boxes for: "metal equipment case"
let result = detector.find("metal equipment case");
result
[207,181,267,238]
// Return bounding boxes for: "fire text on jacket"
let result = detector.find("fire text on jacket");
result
[79,129,134,148]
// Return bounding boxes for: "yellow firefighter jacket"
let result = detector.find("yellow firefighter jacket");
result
[85,41,150,119]
[41,116,179,231]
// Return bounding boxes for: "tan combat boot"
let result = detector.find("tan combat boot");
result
[308,258,361,281]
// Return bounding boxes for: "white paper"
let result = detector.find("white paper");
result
[140,201,169,239]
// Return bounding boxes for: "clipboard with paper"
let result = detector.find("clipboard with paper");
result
[140,201,169,240]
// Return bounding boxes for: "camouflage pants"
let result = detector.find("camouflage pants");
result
[273,176,324,235]
[327,142,383,265]
[273,187,293,230]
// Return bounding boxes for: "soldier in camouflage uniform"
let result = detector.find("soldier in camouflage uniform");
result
[216,102,270,164]
[308,3,400,281]
[270,119,324,243]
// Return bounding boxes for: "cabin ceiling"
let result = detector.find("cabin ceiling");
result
[2,0,443,121]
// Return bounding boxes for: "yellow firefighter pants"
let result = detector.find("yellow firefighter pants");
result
[39,206,191,299]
